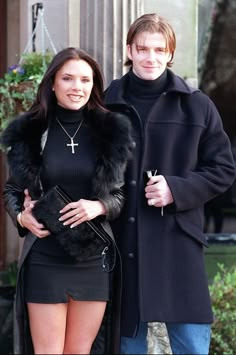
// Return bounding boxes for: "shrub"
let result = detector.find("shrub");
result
[209,263,236,354]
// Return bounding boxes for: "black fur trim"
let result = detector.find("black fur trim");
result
[1,110,132,199]
[87,110,132,196]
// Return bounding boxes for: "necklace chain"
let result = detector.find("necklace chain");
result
[56,116,85,140]
[56,116,85,154]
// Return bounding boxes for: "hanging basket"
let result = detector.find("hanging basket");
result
[8,80,36,113]
[10,80,34,93]
[0,79,37,131]
[0,52,54,132]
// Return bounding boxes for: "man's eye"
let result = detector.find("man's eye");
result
[139,48,146,52]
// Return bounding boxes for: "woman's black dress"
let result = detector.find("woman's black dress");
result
[24,105,110,303]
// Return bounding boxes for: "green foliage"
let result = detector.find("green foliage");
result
[205,244,236,281]
[209,263,236,354]
[20,51,52,79]
[0,51,53,131]
[0,80,38,131]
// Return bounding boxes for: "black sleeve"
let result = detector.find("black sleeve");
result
[3,176,28,237]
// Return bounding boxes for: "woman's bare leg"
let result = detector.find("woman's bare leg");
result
[63,298,107,354]
[27,302,68,354]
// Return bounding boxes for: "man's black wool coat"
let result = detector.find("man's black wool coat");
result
[104,69,236,337]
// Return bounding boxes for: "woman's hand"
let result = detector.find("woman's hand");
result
[59,199,106,228]
[19,189,50,238]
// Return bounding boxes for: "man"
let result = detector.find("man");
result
[104,13,236,355]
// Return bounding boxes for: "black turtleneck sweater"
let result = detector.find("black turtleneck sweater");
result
[124,69,168,123]
[31,105,97,257]
[41,105,96,200]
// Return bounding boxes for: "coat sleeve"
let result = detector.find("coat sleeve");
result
[165,97,236,211]
[3,176,27,237]
[96,183,125,220]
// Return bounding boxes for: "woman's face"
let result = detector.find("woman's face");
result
[53,59,94,110]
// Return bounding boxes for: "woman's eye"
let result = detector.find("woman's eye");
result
[62,77,72,81]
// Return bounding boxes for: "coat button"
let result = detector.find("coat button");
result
[128,253,135,258]
[128,217,135,223]
[129,180,136,186]
[131,141,136,149]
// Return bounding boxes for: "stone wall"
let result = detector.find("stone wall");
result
[147,322,172,354]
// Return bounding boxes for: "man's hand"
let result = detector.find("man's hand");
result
[145,175,174,207]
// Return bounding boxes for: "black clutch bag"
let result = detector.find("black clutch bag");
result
[32,185,117,271]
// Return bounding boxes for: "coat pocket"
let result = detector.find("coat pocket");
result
[175,213,209,247]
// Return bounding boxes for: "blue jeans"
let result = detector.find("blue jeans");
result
[120,322,211,354]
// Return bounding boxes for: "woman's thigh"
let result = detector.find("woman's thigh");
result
[64,298,107,353]
[27,302,68,354]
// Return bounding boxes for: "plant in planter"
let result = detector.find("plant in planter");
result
[0,51,53,131]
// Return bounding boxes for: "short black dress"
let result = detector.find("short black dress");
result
[24,106,110,303]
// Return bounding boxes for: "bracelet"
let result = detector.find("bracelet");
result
[17,212,24,228]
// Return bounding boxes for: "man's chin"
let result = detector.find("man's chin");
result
[142,73,161,80]
[133,68,163,81]
[140,69,164,81]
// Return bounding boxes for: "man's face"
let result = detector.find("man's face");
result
[127,31,172,80]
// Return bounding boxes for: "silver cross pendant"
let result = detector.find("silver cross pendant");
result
[67,138,78,154]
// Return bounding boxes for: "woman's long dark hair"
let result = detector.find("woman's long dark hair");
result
[30,47,108,119]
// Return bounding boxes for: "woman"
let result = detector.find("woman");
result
[1,47,131,354]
